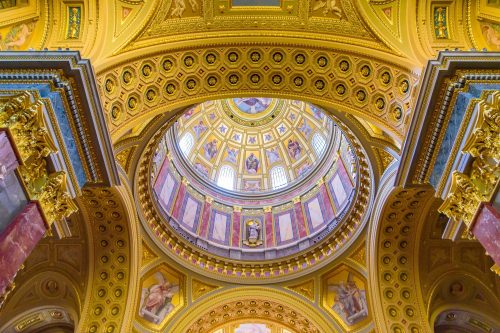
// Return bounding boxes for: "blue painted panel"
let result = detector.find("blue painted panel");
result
[0,83,87,187]
[429,84,500,187]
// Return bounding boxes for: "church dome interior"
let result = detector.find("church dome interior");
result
[0,1,499,333]
[148,98,361,262]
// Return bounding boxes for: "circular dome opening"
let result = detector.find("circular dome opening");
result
[149,98,360,262]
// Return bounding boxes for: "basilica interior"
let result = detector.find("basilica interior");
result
[0,0,499,332]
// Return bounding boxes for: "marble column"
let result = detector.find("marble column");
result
[471,204,500,267]
[0,203,47,295]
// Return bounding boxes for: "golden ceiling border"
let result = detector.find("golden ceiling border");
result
[94,38,418,143]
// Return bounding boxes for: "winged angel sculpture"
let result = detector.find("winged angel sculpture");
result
[313,0,342,17]
[139,272,180,324]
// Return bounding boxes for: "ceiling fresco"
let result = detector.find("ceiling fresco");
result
[173,98,334,193]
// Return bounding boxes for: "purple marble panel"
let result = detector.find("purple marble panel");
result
[472,204,500,266]
[198,201,212,238]
[232,211,241,247]
[265,211,274,247]
[0,203,46,295]
[294,202,307,237]
[172,183,186,220]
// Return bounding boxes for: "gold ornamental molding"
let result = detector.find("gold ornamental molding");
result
[368,163,436,333]
[0,92,77,227]
[169,288,337,332]
[439,91,500,230]
[135,110,372,283]
[96,41,417,142]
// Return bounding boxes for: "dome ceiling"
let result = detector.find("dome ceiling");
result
[172,98,333,194]
[148,98,363,264]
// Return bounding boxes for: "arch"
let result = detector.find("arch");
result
[168,288,339,332]
[96,40,417,143]
[270,165,288,190]
[217,164,235,190]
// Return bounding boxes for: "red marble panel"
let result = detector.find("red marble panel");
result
[172,183,186,220]
[294,202,308,237]
[0,131,19,173]
[472,204,500,266]
[232,211,241,247]
[265,211,274,247]
[0,203,46,295]
[199,201,212,238]
[319,183,335,221]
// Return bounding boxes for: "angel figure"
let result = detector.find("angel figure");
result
[313,0,342,18]
[139,272,179,324]
[327,272,368,325]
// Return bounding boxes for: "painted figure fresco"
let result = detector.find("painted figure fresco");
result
[139,272,180,324]
[243,179,261,191]
[299,119,312,138]
[183,107,194,119]
[297,160,312,177]
[328,272,368,325]
[193,120,207,139]
[245,153,260,174]
[0,22,36,51]
[203,139,218,160]
[266,147,281,164]
[481,23,500,50]
[287,139,302,160]
[225,147,239,164]
[234,323,271,333]
[194,162,209,178]
[310,104,325,120]
[234,98,272,114]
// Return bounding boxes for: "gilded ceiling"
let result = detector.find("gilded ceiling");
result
[0,1,499,333]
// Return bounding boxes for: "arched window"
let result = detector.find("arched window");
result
[217,165,235,190]
[179,133,194,156]
[270,166,288,190]
[312,132,326,157]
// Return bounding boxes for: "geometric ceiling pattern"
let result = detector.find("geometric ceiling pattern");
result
[173,98,334,193]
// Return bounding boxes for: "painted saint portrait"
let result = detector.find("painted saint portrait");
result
[481,23,500,50]
[193,120,207,139]
[233,97,272,114]
[245,153,260,174]
[203,139,218,160]
[325,270,368,326]
[265,147,281,164]
[139,271,180,324]
[225,147,239,164]
[287,139,302,160]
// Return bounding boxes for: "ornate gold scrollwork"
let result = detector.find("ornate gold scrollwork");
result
[0,92,77,227]
[439,92,500,229]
